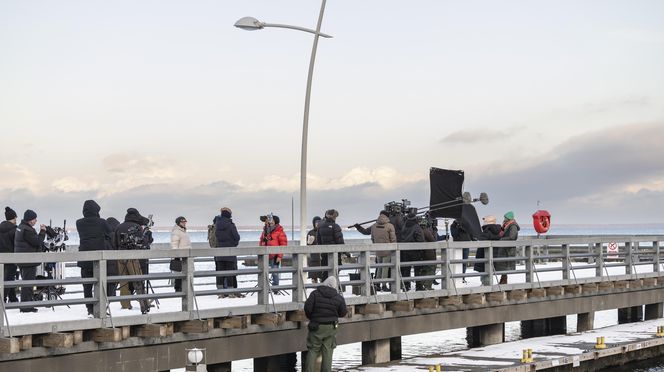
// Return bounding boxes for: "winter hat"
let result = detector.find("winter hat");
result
[221,208,232,218]
[175,216,187,225]
[273,215,280,225]
[5,207,17,220]
[23,209,37,222]
[325,209,339,220]
[379,210,389,217]
[312,216,322,225]
[482,215,497,224]
[322,276,338,289]
[504,211,515,220]
[220,207,232,214]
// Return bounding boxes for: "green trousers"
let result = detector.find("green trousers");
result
[305,323,337,372]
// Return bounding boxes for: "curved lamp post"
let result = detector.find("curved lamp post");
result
[235,1,332,247]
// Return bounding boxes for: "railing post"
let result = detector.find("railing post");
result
[331,248,340,280]
[181,256,195,312]
[625,242,633,275]
[525,245,533,284]
[292,253,304,302]
[257,253,270,305]
[595,243,604,278]
[562,244,570,280]
[486,245,494,287]
[360,250,371,296]
[391,246,401,294]
[587,243,595,264]
[654,241,661,273]
[633,241,640,265]
[93,258,107,319]
[0,263,5,335]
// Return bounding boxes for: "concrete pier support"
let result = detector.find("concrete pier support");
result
[521,316,567,338]
[618,306,643,324]
[207,361,232,372]
[466,323,505,347]
[577,312,595,332]
[254,353,297,372]
[645,303,664,320]
[362,339,391,364]
[390,336,402,361]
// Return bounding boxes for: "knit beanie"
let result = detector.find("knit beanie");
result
[5,207,17,220]
[23,209,37,221]
[504,211,515,220]
[322,276,338,289]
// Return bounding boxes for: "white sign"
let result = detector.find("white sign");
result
[607,242,619,258]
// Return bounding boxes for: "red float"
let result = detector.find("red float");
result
[532,210,551,234]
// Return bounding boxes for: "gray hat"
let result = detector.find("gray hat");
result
[322,276,338,289]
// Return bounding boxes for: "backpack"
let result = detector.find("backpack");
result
[207,224,217,248]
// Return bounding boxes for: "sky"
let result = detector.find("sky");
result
[1,0,664,228]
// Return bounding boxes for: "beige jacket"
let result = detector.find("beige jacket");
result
[371,214,397,257]
[170,225,192,250]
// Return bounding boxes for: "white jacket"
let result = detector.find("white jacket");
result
[170,225,192,249]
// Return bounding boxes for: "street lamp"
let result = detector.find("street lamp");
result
[235,1,332,247]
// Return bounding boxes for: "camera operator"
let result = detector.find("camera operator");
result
[14,209,46,312]
[353,210,396,292]
[106,217,121,297]
[0,207,19,303]
[399,211,424,291]
[115,208,152,313]
[76,200,113,317]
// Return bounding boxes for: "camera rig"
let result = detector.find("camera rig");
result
[119,214,154,250]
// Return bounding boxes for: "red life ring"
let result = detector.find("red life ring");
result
[532,210,551,234]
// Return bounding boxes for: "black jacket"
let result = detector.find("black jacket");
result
[304,285,348,324]
[213,215,240,262]
[76,200,112,270]
[474,224,502,273]
[0,221,17,254]
[14,220,45,267]
[317,217,344,245]
[114,209,152,250]
[400,219,424,243]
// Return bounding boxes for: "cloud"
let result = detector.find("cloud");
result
[440,128,512,144]
[0,164,40,193]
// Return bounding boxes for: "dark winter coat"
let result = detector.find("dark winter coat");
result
[213,215,241,262]
[76,200,113,270]
[14,220,46,267]
[317,217,344,246]
[495,221,520,271]
[304,285,348,324]
[400,218,424,261]
[422,226,437,261]
[390,214,405,242]
[115,209,152,274]
[105,217,121,275]
[259,224,288,261]
[474,224,502,273]
[0,221,17,254]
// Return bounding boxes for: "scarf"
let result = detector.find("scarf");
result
[499,220,515,238]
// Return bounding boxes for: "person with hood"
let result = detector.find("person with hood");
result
[317,209,345,281]
[214,207,241,297]
[451,219,473,276]
[259,214,287,288]
[307,216,323,284]
[417,216,438,291]
[115,208,152,313]
[14,209,46,312]
[76,200,113,316]
[0,207,18,303]
[170,216,191,292]
[475,215,502,286]
[304,276,348,372]
[496,211,520,284]
[400,211,424,291]
[106,217,121,297]
[353,210,396,292]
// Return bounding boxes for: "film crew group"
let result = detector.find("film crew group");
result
[0,207,19,304]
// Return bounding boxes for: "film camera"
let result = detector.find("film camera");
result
[42,220,68,252]
[119,214,154,250]
[384,199,418,218]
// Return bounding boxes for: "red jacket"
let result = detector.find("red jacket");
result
[259,224,288,260]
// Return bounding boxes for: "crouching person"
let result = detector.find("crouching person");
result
[304,276,347,372]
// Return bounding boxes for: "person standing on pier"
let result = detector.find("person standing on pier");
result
[0,207,19,303]
[259,214,287,290]
[170,216,191,293]
[106,217,121,297]
[476,215,502,286]
[497,211,520,284]
[76,200,113,317]
[317,209,345,281]
[307,216,323,284]
[214,208,241,297]
[14,209,46,313]
[400,211,424,291]
[353,210,397,292]
[304,275,348,372]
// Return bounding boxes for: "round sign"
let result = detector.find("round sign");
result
[607,242,619,256]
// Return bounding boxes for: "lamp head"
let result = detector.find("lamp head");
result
[234,16,264,31]
[187,348,204,364]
